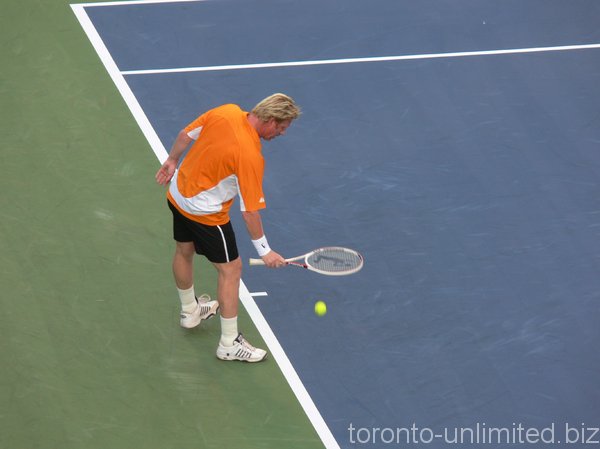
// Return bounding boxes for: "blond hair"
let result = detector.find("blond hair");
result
[251,93,301,123]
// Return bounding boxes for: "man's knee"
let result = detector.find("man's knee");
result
[214,257,242,277]
[175,241,195,259]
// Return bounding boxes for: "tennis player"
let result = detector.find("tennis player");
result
[156,93,301,363]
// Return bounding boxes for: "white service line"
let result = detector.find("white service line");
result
[120,42,600,75]
[71,3,340,449]
[75,0,208,8]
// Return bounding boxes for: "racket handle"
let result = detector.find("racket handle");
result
[249,258,266,266]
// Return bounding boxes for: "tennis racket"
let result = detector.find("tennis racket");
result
[249,246,363,276]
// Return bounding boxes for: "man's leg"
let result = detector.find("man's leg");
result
[173,241,195,290]
[214,257,266,362]
[213,256,242,319]
[213,257,242,346]
[173,241,219,328]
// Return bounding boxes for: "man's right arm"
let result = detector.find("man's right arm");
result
[155,129,193,185]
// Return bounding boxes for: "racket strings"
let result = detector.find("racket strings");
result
[306,248,363,274]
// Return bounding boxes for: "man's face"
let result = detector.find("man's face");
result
[262,119,292,140]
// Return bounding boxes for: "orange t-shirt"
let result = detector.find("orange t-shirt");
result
[167,104,266,225]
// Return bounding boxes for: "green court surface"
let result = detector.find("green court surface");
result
[0,1,323,448]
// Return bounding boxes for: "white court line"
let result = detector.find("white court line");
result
[76,0,208,7]
[70,4,168,163]
[250,291,269,297]
[239,283,340,449]
[71,4,341,449]
[121,42,600,75]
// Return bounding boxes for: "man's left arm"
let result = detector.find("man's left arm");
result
[241,210,286,268]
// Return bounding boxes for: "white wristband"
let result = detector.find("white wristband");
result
[252,236,271,257]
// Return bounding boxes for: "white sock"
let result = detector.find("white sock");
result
[177,286,196,313]
[220,316,238,347]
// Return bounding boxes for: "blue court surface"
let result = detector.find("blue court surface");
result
[76,0,600,447]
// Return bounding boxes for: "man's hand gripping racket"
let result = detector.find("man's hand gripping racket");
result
[250,247,363,276]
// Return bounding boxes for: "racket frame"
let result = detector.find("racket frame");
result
[249,246,363,276]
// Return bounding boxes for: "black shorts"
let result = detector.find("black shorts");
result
[168,201,239,263]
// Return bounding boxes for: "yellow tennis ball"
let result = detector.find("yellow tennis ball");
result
[314,300,327,316]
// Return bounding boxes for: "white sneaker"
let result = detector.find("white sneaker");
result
[216,333,267,363]
[180,294,219,329]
